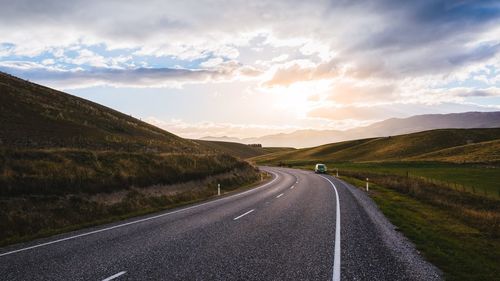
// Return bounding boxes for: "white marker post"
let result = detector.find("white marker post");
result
[218,184,221,196]
[336,168,339,177]
[366,178,369,191]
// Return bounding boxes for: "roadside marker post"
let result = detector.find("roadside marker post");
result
[366,178,369,192]
[218,184,221,196]
[335,168,339,177]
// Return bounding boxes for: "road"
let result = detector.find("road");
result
[0,167,440,280]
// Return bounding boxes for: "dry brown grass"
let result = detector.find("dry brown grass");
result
[0,165,261,246]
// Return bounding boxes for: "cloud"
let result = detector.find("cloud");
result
[263,59,342,87]
[0,0,499,134]
[200,57,224,68]
[0,61,262,89]
[325,82,398,105]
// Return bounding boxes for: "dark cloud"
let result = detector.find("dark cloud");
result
[0,62,259,88]
[449,43,500,65]
[350,0,500,50]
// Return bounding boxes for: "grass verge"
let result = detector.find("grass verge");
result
[339,175,499,281]
[0,166,266,247]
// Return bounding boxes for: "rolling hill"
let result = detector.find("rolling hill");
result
[251,128,500,165]
[410,139,500,163]
[203,111,500,148]
[0,72,202,153]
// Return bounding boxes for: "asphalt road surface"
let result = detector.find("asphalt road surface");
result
[0,167,441,280]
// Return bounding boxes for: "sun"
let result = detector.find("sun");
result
[264,80,331,117]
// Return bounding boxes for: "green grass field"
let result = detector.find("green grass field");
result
[260,161,499,199]
[334,162,500,198]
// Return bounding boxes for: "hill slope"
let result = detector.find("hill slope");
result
[0,72,204,153]
[252,128,500,164]
[410,139,500,163]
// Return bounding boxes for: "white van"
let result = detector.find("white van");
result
[314,163,327,174]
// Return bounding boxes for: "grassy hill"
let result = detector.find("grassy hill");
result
[194,140,267,159]
[261,147,296,154]
[0,72,203,153]
[410,139,500,163]
[252,128,500,165]
[0,72,260,245]
[194,140,296,159]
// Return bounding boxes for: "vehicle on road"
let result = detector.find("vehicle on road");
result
[314,163,327,174]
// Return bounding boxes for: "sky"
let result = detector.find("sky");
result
[1,0,500,139]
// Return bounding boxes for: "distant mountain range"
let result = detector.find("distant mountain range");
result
[201,111,500,148]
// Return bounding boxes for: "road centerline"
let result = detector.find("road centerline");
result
[102,271,126,281]
[319,175,341,281]
[276,193,284,198]
[233,209,255,220]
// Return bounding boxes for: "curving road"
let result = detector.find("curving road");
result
[0,167,440,280]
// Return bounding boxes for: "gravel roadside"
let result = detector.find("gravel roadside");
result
[333,176,443,281]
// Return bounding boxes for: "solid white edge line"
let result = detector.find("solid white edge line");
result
[233,209,255,220]
[276,193,284,198]
[319,175,341,281]
[102,271,126,281]
[0,171,281,257]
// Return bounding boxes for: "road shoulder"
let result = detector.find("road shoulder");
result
[332,176,442,281]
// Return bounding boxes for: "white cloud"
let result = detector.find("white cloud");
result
[41,59,55,65]
[200,57,224,68]
[0,0,499,134]
[271,54,288,62]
